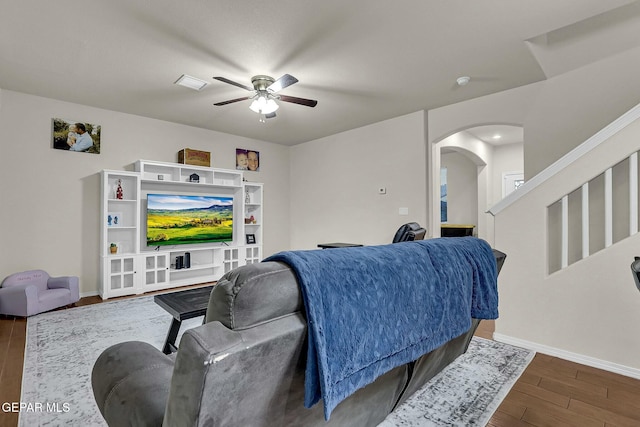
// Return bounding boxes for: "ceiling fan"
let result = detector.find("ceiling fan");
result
[213,74,317,122]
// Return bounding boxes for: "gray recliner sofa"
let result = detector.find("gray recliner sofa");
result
[92,249,506,427]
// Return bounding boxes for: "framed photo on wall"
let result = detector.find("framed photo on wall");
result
[52,118,101,154]
[236,148,260,171]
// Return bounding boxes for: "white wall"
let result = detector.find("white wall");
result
[491,143,524,205]
[440,152,478,226]
[427,87,535,240]
[289,111,427,249]
[524,46,640,178]
[428,84,537,150]
[0,89,290,295]
[429,46,640,181]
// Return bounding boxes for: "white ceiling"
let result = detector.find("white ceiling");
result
[466,125,523,146]
[1,0,639,146]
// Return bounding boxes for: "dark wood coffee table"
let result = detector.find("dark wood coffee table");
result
[154,285,214,354]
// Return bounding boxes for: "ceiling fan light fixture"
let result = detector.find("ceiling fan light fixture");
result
[249,95,279,115]
[174,74,208,91]
[213,73,316,117]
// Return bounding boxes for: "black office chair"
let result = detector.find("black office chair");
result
[631,257,640,292]
[392,222,427,243]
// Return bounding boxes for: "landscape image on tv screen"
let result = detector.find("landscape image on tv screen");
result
[146,194,233,246]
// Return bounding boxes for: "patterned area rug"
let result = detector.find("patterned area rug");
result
[20,295,202,427]
[21,296,534,426]
[379,337,535,426]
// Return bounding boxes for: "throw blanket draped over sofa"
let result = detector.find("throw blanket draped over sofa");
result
[265,237,498,419]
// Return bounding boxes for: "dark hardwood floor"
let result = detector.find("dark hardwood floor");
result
[477,321,640,427]
[1,303,639,426]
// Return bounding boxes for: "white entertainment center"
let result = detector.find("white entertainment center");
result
[99,160,263,299]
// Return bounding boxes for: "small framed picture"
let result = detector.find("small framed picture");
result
[246,234,256,244]
[236,148,260,171]
[107,212,123,227]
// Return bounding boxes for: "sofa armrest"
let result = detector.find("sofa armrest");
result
[48,276,78,291]
[164,321,243,427]
[0,285,37,317]
[92,341,174,427]
[48,276,80,303]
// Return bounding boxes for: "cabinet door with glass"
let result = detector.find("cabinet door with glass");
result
[142,253,170,291]
[245,246,261,265]
[223,248,240,274]
[102,255,139,298]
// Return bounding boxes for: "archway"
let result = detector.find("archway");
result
[428,124,523,246]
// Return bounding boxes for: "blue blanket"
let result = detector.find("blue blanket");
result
[264,237,498,419]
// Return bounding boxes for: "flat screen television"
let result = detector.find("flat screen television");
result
[146,194,233,246]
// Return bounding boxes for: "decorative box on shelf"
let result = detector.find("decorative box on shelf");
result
[178,149,211,167]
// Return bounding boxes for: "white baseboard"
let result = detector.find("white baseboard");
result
[493,333,640,380]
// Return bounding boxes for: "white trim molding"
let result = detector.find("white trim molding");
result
[630,152,638,236]
[488,102,640,216]
[494,333,640,380]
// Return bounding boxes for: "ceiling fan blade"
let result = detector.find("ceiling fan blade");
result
[279,95,318,107]
[213,76,253,91]
[268,74,298,93]
[213,96,250,106]
[265,112,277,119]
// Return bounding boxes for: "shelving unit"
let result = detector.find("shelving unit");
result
[99,160,263,299]
[243,182,263,248]
[101,171,140,257]
[136,160,243,188]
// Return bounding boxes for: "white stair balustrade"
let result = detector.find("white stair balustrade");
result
[547,151,640,273]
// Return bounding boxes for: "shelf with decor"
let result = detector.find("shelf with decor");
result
[135,160,242,188]
[170,248,216,271]
[243,182,263,249]
[100,160,264,299]
[101,170,140,259]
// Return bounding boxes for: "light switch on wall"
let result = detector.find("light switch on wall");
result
[399,207,409,215]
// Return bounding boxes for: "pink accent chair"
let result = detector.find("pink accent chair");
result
[0,270,79,317]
